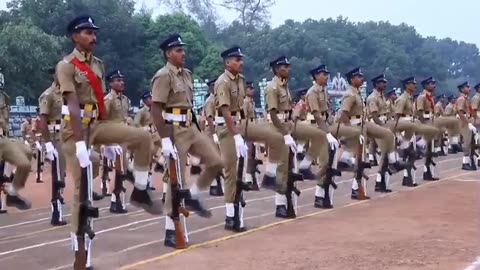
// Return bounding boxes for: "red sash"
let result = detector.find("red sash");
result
[71,58,106,120]
[425,94,434,110]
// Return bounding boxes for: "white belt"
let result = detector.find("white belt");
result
[423,113,432,119]
[306,113,315,121]
[35,133,42,137]
[399,116,412,121]
[61,105,98,118]
[267,113,289,121]
[215,116,241,124]
[25,135,31,138]
[163,112,192,122]
[48,124,61,131]
[350,118,362,125]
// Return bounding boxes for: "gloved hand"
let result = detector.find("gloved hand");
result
[326,133,339,150]
[359,135,365,145]
[75,141,91,168]
[161,137,177,160]
[35,141,42,151]
[233,134,248,157]
[283,134,297,152]
[468,123,477,133]
[45,142,57,161]
[212,134,220,145]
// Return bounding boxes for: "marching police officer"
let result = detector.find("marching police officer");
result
[150,33,223,244]
[57,15,160,268]
[456,82,477,170]
[305,64,359,207]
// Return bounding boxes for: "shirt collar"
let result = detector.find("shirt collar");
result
[374,89,384,97]
[73,48,92,63]
[166,62,183,75]
[423,89,432,97]
[225,69,240,80]
[314,82,326,90]
[404,91,412,99]
[274,76,288,86]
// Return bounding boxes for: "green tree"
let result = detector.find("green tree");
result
[0,22,63,101]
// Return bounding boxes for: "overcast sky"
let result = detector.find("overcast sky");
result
[1,0,477,46]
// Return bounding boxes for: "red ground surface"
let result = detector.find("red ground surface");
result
[0,153,478,270]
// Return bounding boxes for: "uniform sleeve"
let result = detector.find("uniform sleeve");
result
[205,98,216,118]
[215,79,231,108]
[434,104,441,115]
[393,98,405,115]
[39,93,51,115]
[151,71,170,104]
[367,96,379,114]
[307,91,320,113]
[56,61,75,95]
[416,95,425,111]
[456,98,466,113]
[242,98,249,117]
[266,86,278,111]
[104,96,113,115]
[341,93,355,112]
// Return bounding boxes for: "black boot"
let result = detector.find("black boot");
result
[184,198,211,218]
[314,195,333,209]
[224,216,236,231]
[209,185,223,196]
[92,191,104,201]
[190,165,202,175]
[296,152,305,161]
[462,163,476,171]
[161,192,166,204]
[261,175,276,190]
[164,229,176,248]
[337,161,355,172]
[423,170,439,181]
[402,175,418,187]
[109,194,128,214]
[388,161,407,174]
[298,168,316,180]
[6,194,31,210]
[130,188,163,215]
[275,205,289,218]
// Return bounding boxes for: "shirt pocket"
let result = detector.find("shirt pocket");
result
[172,77,186,93]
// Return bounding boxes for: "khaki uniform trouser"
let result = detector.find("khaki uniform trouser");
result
[164,124,223,212]
[63,121,152,231]
[0,138,32,190]
[217,120,284,203]
[274,122,328,191]
[342,121,395,169]
[151,133,161,160]
[386,120,439,143]
[433,116,460,137]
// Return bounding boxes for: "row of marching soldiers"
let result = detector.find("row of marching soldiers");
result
[0,16,479,270]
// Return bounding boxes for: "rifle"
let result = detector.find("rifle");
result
[423,111,437,180]
[470,131,478,169]
[322,146,339,208]
[101,156,111,196]
[36,144,44,183]
[73,124,99,270]
[167,129,190,249]
[50,130,66,225]
[355,100,371,200]
[285,120,304,218]
[0,161,8,214]
[111,151,127,213]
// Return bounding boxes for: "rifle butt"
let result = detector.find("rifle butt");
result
[173,220,189,249]
[73,236,87,270]
[179,206,190,218]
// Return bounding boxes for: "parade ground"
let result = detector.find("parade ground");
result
[0,153,479,270]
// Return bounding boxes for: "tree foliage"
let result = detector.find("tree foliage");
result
[1,0,480,104]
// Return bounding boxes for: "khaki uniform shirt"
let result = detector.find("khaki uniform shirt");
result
[39,82,63,122]
[306,83,328,113]
[340,86,364,118]
[204,94,216,119]
[394,92,414,116]
[134,106,152,128]
[243,96,256,120]
[104,90,130,123]
[455,94,470,115]
[416,90,435,118]
[21,121,33,140]
[151,62,193,109]
[292,99,308,121]
[434,101,444,117]
[214,70,245,113]
[366,89,388,118]
[0,90,10,132]
[265,76,291,112]
[444,102,456,116]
